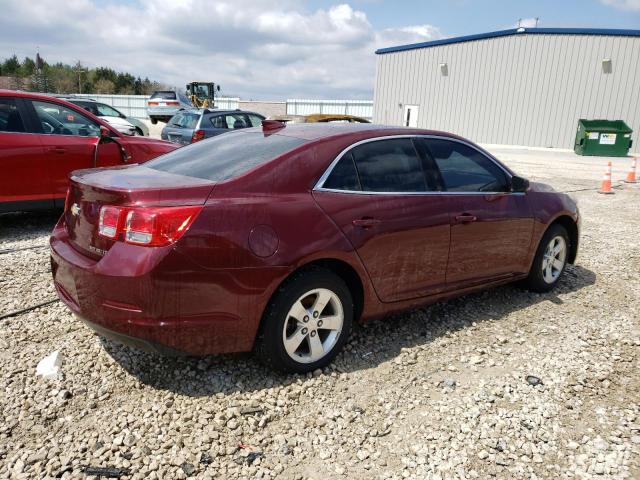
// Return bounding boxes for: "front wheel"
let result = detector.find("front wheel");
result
[525,224,569,292]
[255,268,353,373]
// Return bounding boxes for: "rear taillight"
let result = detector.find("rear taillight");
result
[147,101,159,106]
[98,205,122,239]
[191,129,205,143]
[166,101,179,106]
[98,205,202,247]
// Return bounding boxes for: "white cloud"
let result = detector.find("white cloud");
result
[600,0,640,11]
[0,0,441,99]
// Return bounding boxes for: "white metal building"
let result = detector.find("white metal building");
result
[373,28,640,150]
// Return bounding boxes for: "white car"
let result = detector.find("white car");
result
[65,98,149,136]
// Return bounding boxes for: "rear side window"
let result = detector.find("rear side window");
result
[351,138,428,192]
[323,153,361,191]
[0,98,25,133]
[147,131,307,181]
[168,112,200,129]
[425,139,509,192]
[150,91,177,100]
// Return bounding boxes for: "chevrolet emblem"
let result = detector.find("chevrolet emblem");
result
[70,203,81,216]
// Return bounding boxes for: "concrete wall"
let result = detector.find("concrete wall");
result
[239,100,286,118]
[374,32,640,149]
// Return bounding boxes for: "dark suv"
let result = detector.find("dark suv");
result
[161,109,265,145]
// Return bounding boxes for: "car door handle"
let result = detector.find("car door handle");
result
[48,147,66,154]
[455,214,477,224]
[352,218,381,228]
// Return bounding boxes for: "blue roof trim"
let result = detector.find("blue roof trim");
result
[375,28,640,54]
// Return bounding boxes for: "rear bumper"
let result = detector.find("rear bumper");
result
[147,106,182,119]
[79,315,188,356]
[50,220,290,356]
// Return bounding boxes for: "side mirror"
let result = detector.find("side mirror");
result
[511,175,530,193]
[94,125,131,166]
[99,125,112,143]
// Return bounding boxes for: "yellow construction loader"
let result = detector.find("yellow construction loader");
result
[186,82,221,108]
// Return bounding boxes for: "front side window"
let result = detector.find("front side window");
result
[0,98,26,133]
[31,100,100,137]
[224,114,248,129]
[425,139,509,192]
[247,115,264,127]
[350,138,428,192]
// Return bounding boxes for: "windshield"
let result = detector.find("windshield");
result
[150,91,177,100]
[147,131,307,182]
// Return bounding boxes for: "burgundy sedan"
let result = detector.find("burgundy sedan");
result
[50,122,579,372]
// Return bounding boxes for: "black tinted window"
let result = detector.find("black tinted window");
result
[147,132,307,181]
[425,139,508,192]
[351,138,428,192]
[0,98,25,133]
[150,91,176,100]
[323,153,361,191]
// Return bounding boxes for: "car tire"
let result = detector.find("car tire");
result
[150,118,158,125]
[525,224,569,293]
[255,267,353,373]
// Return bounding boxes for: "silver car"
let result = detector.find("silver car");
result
[146,90,192,124]
[65,98,149,136]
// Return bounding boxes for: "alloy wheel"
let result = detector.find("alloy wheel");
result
[541,235,567,284]
[282,288,344,364]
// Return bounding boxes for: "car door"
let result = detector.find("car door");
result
[25,99,122,199]
[313,137,451,302]
[420,137,534,288]
[0,96,50,206]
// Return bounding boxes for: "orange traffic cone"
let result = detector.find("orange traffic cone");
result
[598,161,614,194]
[625,157,637,184]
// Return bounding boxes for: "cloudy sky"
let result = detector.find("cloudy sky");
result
[0,0,639,99]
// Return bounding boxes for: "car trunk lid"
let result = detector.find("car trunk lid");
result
[65,165,215,259]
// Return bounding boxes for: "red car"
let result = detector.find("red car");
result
[0,90,177,213]
[50,122,579,372]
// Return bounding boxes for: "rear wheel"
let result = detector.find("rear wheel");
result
[525,224,569,292]
[255,268,353,373]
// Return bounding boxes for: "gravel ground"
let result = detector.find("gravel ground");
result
[0,148,638,480]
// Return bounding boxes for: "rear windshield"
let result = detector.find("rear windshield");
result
[147,131,307,181]
[150,91,177,100]
[168,112,200,129]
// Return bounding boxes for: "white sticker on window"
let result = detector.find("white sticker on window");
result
[588,132,599,140]
[600,133,617,145]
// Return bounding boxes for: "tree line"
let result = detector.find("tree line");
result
[0,54,168,95]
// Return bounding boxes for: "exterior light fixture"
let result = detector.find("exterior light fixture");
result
[602,58,612,74]
[440,63,449,76]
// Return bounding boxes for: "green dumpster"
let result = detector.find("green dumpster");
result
[574,119,633,156]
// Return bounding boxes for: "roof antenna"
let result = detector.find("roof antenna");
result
[535,17,540,27]
[517,18,522,28]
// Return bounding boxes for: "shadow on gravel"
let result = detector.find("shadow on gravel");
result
[101,263,596,398]
[0,210,61,239]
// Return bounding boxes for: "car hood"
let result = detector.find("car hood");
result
[528,181,557,193]
[103,116,134,128]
